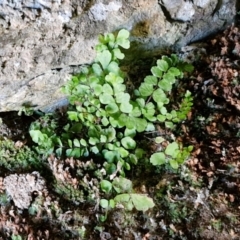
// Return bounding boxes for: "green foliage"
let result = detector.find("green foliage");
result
[54,182,85,203]
[0,193,9,206]
[150,142,193,169]
[29,114,59,157]
[29,29,194,213]
[0,139,40,171]
[114,193,155,212]
[11,235,23,240]
[99,176,154,221]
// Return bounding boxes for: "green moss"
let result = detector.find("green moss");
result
[0,139,40,171]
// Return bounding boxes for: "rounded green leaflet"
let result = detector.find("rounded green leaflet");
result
[143,102,155,120]
[95,42,107,51]
[97,50,112,69]
[117,29,130,40]
[104,127,116,142]
[124,162,131,170]
[100,180,112,193]
[109,116,118,127]
[166,113,172,120]
[89,75,99,85]
[116,30,130,47]
[115,92,130,104]
[185,90,192,98]
[130,194,155,212]
[103,150,118,163]
[160,107,167,115]
[89,137,99,145]
[157,59,169,72]
[120,102,133,113]
[100,199,109,209]
[146,122,155,131]
[80,138,87,147]
[150,152,166,165]
[87,106,96,113]
[153,88,167,103]
[114,194,131,209]
[116,38,130,49]
[165,142,179,157]
[188,145,194,152]
[139,83,154,97]
[165,121,174,129]
[67,111,79,122]
[144,75,158,85]
[130,105,142,117]
[162,55,173,67]
[106,32,115,42]
[119,147,129,158]
[107,61,120,74]
[105,73,124,85]
[100,135,107,143]
[71,148,81,158]
[112,177,132,193]
[170,54,179,65]
[92,63,103,76]
[121,136,136,150]
[93,84,103,96]
[113,83,126,93]
[136,98,145,108]
[124,128,136,137]
[102,83,113,95]
[99,93,115,104]
[121,115,135,129]
[105,102,119,114]
[105,72,117,84]
[29,130,45,144]
[113,48,125,59]
[101,117,109,126]
[155,136,165,144]
[151,66,162,78]
[143,111,156,122]
[73,139,80,147]
[158,79,172,91]
[129,154,138,164]
[168,67,181,77]
[145,102,155,110]
[170,110,177,118]
[162,72,175,84]
[169,159,179,169]
[109,199,115,209]
[134,117,148,132]
[105,162,117,175]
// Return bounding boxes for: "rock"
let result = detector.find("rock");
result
[0,0,237,112]
[3,172,46,209]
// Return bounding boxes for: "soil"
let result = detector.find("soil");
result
[1,21,240,239]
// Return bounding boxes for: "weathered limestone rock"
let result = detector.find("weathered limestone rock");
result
[0,0,237,112]
[3,172,46,209]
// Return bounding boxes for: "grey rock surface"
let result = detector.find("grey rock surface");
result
[3,172,46,209]
[0,0,237,112]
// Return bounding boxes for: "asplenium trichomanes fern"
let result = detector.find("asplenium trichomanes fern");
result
[30,29,193,175]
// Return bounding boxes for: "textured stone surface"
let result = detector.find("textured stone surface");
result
[0,0,237,112]
[3,172,46,209]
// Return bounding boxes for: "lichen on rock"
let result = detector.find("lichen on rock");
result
[3,172,46,209]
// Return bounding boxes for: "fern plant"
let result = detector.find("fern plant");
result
[30,29,193,173]
[29,29,194,214]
